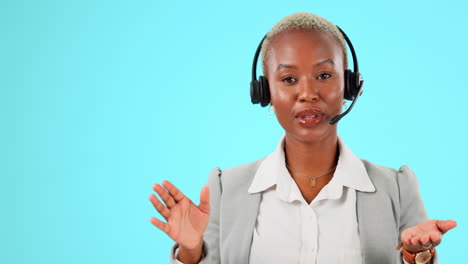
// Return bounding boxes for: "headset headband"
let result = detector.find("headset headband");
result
[251,26,359,84]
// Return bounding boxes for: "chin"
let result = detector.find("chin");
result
[287,125,337,145]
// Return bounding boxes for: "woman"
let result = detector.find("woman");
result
[149,12,456,264]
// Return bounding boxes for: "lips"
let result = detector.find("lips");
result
[295,108,324,127]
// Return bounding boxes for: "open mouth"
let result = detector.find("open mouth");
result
[295,108,323,127]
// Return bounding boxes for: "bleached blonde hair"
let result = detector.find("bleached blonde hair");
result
[261,12,348,74]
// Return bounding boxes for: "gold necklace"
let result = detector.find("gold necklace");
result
[285,164,337,186]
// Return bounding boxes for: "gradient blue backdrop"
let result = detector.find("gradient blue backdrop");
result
[1,0,467,263]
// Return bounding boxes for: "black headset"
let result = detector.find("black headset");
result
[249,26,364,125]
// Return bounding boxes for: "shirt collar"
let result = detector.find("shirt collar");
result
[247,135,287,195]
[247,135,375,199]
[334,136,375,192]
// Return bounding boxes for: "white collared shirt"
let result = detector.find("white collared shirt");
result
[247,135,375,264]
[172,135,411,263]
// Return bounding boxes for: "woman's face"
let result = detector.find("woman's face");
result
[265,29,345,144]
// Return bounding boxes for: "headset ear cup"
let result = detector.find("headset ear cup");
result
[350,72,362,99]
[354,72,363,96]
[344,69,353,100]
[344,70,362,100]
[259,76,271,107]
[250,80,260,104]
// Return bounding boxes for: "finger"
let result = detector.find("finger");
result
[162,180,186,203]
[431,237,442,248]
[401,231,414,244]
[410,236,422,245]
[420,234,430,245]
[153,183,176,208]
[198,186,210,214]
[150,217,171,234]
[396,242,403,250]
[436,220,457,234]
[149,194,171,220]
[420,236,433,250]
[429,231,442,243]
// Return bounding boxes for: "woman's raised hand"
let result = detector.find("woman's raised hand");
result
[397,219,457,253]
[149,180,210,250]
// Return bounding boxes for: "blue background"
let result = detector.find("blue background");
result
[1,0,467,263]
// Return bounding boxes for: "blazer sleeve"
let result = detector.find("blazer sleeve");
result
[169,167,222,264]
[397,165,439,264]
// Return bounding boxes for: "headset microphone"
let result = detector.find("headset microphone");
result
[329,79,364,125]
[250,26,364,125]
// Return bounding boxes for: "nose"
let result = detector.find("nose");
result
[297,78,319,103]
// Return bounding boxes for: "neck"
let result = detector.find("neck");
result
[284,133,339,176]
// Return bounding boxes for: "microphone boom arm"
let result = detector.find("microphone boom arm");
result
[329,80,364,125]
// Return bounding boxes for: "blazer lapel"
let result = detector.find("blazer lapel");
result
[356,187,399,264]
[219,162,263,264]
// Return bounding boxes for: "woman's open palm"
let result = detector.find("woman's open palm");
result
[149,180,210,249]
[398,219,457,253]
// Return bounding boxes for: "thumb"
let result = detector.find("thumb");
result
[198,186,210,214]
[436,219,457,234]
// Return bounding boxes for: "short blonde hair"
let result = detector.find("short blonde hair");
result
[261,12,348,74]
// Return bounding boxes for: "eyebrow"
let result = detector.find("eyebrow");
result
[275,64,297,72]
[275,59,335,72]
[316,59,335,66]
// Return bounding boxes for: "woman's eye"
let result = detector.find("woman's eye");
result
[317,73,331,80]
[281,76,297,83]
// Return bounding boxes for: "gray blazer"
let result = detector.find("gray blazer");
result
[172,158,438,264]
